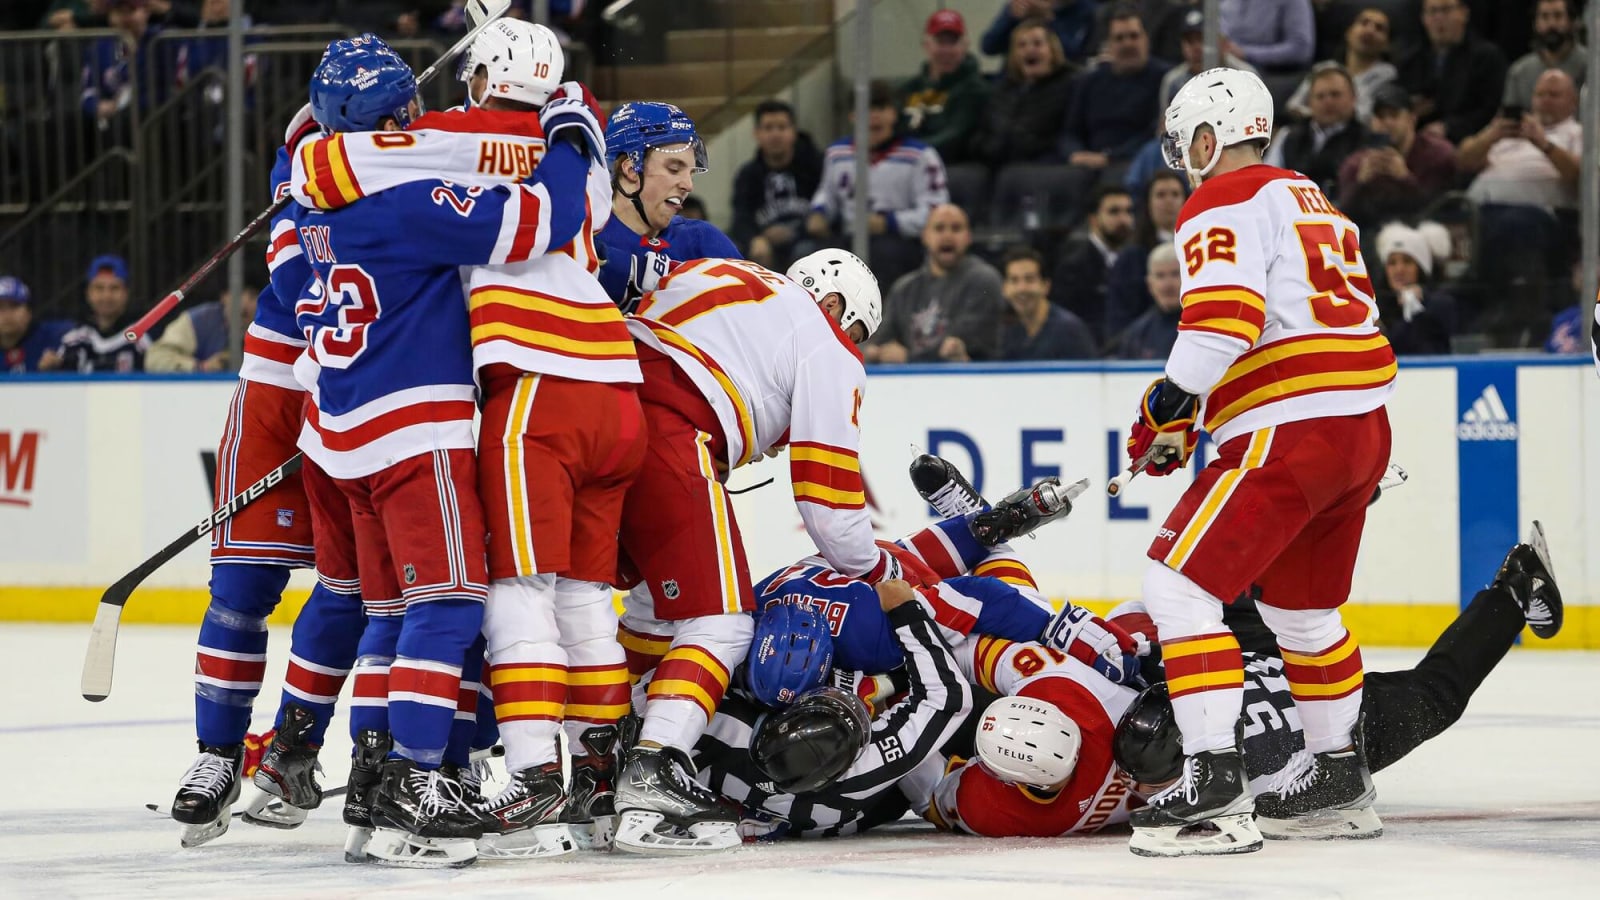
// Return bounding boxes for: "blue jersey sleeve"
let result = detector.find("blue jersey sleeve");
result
[681,218,741,260]
[941,576,1051,642]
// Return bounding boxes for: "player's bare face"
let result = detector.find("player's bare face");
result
[821,294,868,344]
[641,147,696,231]
[469,70,488,106]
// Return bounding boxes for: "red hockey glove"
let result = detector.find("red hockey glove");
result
[1126,378,1198,476]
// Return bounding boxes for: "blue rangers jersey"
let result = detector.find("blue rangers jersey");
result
[251,132,318,390]
[596,214,740,311]
[288,136,591,478]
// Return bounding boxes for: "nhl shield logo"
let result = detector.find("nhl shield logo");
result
[403,563,417,585]
[275,508,294,528]
[661,579,680,600]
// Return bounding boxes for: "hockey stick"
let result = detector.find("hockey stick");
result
[1106,440,1181,498]
[81,453,304,702]
[123,0,514,344]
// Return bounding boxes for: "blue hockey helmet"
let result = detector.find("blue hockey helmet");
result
[748,602,835,708]
[605,101,708,177]
[321,32,401,62]
[309,44,419,134]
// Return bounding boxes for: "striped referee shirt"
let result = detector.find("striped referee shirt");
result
[693,601,971,837]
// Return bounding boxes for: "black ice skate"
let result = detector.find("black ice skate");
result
[366,758,482,868]
[909,453,986,518]
[171,742,244,848]
[1128,748,1263,857]
[970,476,1089,546]
[1254,727,1382,841]
[474,762,576,859]
[613,745,739,854]
[563,724,620,850]
[342,729,391,863]
[244,702,322,829]
[1493,520,1563,639]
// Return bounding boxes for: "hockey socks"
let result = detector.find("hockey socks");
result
[194,564,290,747]
[389,596,483,766]
[276,582,363,745]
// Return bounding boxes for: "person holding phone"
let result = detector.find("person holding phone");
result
[1337,81,1457,229]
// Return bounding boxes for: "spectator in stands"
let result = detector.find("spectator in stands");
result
[866,204,1005,364]
[145,285,255,373]
[1160,9,1257,109]
[79,0,168,133]
[1338,81,1457,231]
[44,254,147,373]
[0,276,73,374]
[1000,246,1097,360]
[1375,222,1457,355]
[1399,0,1508,143]
[808,79,949,290]
[732,100,823,271]
[1114,243,1182,359]
[1459,68,1582,337]
[1104,168,1185,340]
[1057,6,1167,187]
[973,16,1078,168]
[1505,0,1586,108]
[1049,185,1134,344]
[898,9,989,166]
[1265,64,1375,197]
[1218,0,1314,72]
[980,0,1099,65]
[1543,263,1588,353]
[1286,7,1397,122]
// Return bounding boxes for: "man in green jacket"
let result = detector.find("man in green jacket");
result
[898,9,989,166]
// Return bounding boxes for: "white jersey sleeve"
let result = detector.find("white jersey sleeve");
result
[1164,197,1271,395]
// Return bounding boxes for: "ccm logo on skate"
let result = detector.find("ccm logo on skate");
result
[1456,385,1518,441]
[0,430,41,508]
[194,466,287,535]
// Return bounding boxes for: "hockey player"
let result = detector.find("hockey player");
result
[693,578,972,838]
[1114,524,1564,825]
[1124,67,1397,857]
[286,46,597,868]
[610,250,889,853]
[169,39,387,849]
[597,102,740,310]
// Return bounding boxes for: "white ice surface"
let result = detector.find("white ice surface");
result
[2,624,1597,899]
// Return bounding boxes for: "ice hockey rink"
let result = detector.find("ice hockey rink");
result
[0,624,1595,898]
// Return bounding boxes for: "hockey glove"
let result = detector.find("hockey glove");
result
[540,81,607,166]
[1126,377,1199,476]
[1040,603,1147,687]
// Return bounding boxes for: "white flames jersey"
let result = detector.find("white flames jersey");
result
[630,258,885,579]
[1167,165,1398,446]
[930,637,1140,837]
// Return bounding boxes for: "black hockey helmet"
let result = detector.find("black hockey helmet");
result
[750,686,871,793]
[1113,682,1184,786]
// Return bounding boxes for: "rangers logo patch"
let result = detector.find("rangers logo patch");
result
[403,563,417,585]
[661,579,680,600]
[276,508,294,528]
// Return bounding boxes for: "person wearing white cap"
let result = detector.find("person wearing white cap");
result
[1375,222,1456,355]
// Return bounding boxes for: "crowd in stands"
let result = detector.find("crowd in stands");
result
[730,0,1595,364]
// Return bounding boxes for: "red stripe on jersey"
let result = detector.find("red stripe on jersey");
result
[305,399,477,452]
[311,139,343,211]
[351,669,388,701]
[1175,165,1301,230]
[507,186,544,262]
[389,662,463,705]
[1203,335,1397,432]
[906,527,963,579]
[817,302,865,363]
[244,332,302,365]
[285,658,349,701]
[411,106,546,138]
[973,558,1037,589]
[919,584,977,635]
[266,228,300,268]
[196,652,266,685]
[790,458,865,494]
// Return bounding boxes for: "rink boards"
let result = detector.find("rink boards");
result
[1,356,1595,648]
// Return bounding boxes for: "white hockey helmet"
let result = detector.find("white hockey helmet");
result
[975,695,1083,788]
[786,249,883,341]
[1162,66,1275,183]
[461,19,564,107]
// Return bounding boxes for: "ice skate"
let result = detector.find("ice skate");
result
[244,702,322,828]
[613,745,739,854]
[474,762,576,860]
[909,453,985,518]
[342,729,391,863]
[171,743,244,848]
[1493,520,1563,639]
[564,724,620,850]
[970,476,1089,546]
[366,758,482,868]
[1128,748,1262,857]
[1254,739,1382,840]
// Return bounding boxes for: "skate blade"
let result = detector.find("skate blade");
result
[1128,813,1264,858]
[569,816,616,851]
[365,827,477,869]
[612,809,740,854]
[344,825,374,863]
[1258,805,1383,841]
[240,791,309,830]
[178,811,234,849]
[478,823,578,859]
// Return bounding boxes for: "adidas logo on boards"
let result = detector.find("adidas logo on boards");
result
[1457,384,1518,441]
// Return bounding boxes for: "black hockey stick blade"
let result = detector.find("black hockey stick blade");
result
[81,453,305,702]
[145,784,348,818]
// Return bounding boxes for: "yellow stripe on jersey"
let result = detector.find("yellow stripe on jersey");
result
[1165,428,1273,569]
[470,289,626,324]
[325,135,363,206]
[470,322,637,358]
[640,320,758,466]
[789,443,861,472]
